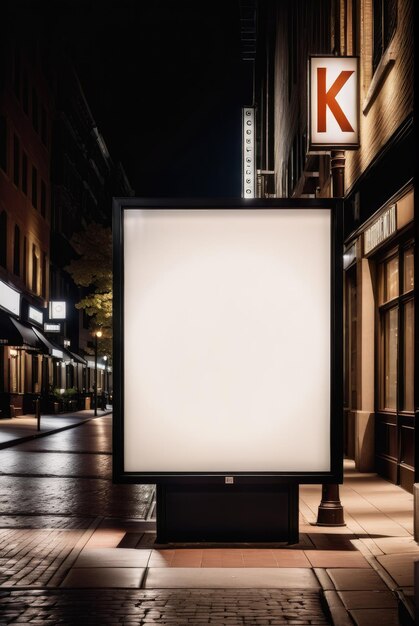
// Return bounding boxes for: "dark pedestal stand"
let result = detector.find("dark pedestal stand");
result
[156,483,299,544]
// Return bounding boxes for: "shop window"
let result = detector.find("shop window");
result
[32,87,39,132]
[13,225,20,276]
[0,211,7,268]
[41,180,46,217]
[378,245,414,414]
[403,301,414,411]
[13,134,20,187]
[32,165,38,208]
[0,115,7,173]
[373,0,397,72]
[383,306,398,410]
[32,354,39,393]
[403,248,414,293]
[22,152,27,194]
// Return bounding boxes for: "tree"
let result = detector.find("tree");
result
[65,223,112,356]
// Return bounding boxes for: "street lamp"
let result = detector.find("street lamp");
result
[94,330,102,416]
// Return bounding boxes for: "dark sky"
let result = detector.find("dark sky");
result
[15,1,252,197]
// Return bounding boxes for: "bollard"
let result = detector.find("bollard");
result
[35,398,41,431]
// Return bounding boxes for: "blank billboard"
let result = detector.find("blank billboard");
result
[121,207,333,476]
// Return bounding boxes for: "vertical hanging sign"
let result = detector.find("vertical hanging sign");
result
[309,57,359,149]
[242,107,255,197]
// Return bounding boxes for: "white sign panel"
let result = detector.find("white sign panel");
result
[0,280,20,316]
[242,107,255,198]
[49,301,66,319]
[309,56,359,148]
[28,306,43,325]
[123,208,331,473]
[44,323,61,333]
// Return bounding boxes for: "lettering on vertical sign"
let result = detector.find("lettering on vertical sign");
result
[309,57,359,149]
[242,107,255,198]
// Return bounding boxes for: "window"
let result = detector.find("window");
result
[32,87,38,132]
[32,244,38,293]
[32,165,37,208]
[22,70,29,114]
[13,134,20,187]
[41,107,47,145]
[378,245,414,413]
[0,211,7,268]
[13,225,20,276]
[22,236,27,284]
[0,115,7,172]
[41,251,47,298]
[22,152,27,194]
[41,180,46,218]
[13,47,20,99]
[373,0,397,72]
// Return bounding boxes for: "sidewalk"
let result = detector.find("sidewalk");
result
[0,412,417,625]
[0,408,112,449]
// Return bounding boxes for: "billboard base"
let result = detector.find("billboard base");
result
[156,483,299,544]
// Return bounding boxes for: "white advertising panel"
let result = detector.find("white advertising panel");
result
[309,56,359,149]
[123,208,331,474]
[0,280,20,316]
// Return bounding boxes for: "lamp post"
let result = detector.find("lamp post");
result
[94,330,102,416]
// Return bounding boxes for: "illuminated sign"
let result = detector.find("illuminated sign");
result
[44,323,61,333]
[28,306,43,325]
[87,360,105,370]
[113,201,343,484]
[0,280,20,316]
[242,107,255,198]
[364,205,396,255]
[309,56,359,149]
[52,348,64,359]
[49,301,66,319]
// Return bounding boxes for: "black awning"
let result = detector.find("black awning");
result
[69,350,88,365]
[32,327,67,359]
[0,313,43,349]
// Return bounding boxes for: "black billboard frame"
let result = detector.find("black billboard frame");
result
[112,197,344,486]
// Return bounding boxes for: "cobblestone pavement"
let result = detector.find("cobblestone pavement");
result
[0,528,86,587]
[0,589,330,625]
[0,416,154,588]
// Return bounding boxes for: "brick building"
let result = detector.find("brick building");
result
[251,0,415,502]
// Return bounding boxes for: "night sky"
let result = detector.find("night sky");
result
[12,1,252,198]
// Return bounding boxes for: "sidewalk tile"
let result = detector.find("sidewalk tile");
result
[305,550,370,568]
[327,568,388,590]
[349,608,399,626]
[61,567,145,588]
[376,553,418,586]
[371,536,419,555]
[74,548,151,568]
[144,567,320,589]
[338,590,397,609]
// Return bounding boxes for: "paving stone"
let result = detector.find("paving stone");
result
[327,568,388,591]
[337,589,397,609]
[74,548,151,568]
[60,567,146,588]
[144,567,320,589]
[349,608,400,626]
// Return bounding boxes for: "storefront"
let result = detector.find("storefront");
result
[344,187,415,492]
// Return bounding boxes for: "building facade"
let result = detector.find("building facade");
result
[0,30,55,416]
[0,29,133,416]
[251,0,415,495]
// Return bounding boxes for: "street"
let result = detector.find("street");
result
[0,416,154,520]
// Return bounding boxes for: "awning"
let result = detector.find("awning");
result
[32,327,68,359]
[69,350,88,365]
[0,312,43,350]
